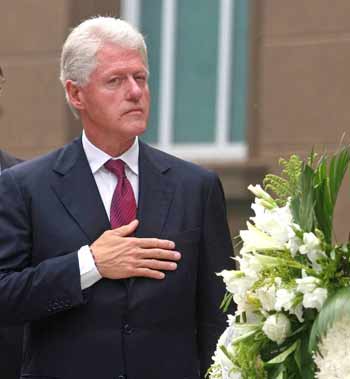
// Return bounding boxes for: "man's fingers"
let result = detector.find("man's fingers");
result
[133,268,165,280]
[137,238,176,250]
[138,259,178,271]
[139,248,181,261]
[113,219,139,237]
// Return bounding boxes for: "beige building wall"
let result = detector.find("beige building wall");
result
[0,0,119,159]
[251,0,350,240]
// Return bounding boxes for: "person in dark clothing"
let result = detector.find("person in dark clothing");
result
[0,65,24,379]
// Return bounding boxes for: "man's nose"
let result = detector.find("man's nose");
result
[125,76,142,100]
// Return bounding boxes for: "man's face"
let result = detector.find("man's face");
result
[77,44,150,142]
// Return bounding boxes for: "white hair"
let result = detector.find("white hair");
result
[60,16,148,118]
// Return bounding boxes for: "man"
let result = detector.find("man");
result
[0,150,23,379]
[0,17,233,379]
[0,65,23,379]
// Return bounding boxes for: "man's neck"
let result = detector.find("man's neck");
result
[83,130,136,157]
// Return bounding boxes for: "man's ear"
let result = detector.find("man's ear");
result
[65,80,84,111]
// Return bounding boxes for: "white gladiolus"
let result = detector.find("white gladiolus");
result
[235,252,281,286]
[256,285,277,312]
[217,270,256,296]
[286,226,302,256]
[248,184,275,206]
[296,276,320,294]
[235,252,263,278]
[314,315,350,379]
[299,232,326,270]
[291,303,304,323]
[251,200,294,245]
[275,288,304,322]
[262,313,291,345]
[240,222,286,254]
[210,317,259,379]
[275,288,296,312]
[233,293,259,316]
[302,288,328,311]
[210,326,237,379]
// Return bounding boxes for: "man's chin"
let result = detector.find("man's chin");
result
[123,122,147,138]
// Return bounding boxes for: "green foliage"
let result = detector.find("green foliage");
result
[313,147,350,244]
[266,145,350,244]
[261,320,315,379]
[233,330,269,379]
[220,292,233,312]
[290,164,316,233]
[264,155,303,206]
[297,331,315,379]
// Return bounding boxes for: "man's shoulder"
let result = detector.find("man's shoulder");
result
[4,138,81,180]
[0,149,22,169]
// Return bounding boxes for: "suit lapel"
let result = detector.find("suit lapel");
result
[135,142,175,239]
[128,142,176,291]
[51,138,110,243]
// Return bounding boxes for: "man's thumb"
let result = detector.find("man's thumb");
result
[113,219,139,236]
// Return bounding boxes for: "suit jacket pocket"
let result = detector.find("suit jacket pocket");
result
[165,228,200,244]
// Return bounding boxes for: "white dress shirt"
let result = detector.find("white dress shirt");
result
[78,131,139,289]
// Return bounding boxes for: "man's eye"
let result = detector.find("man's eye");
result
[135,76,146,84]
[108,77,122,85]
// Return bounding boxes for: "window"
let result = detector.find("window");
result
[121,0,249,161]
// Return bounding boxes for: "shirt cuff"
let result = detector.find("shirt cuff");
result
[78,245,102,290]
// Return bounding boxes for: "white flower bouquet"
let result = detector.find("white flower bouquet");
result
[208,145,350,379]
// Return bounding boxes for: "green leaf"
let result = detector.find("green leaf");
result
[263,155,303,206]
[265,341,299,365]
[290,164,316,232]
[220,291,233,312]
[313,146,350,243]
[299,332,315,379]
[309,286,350,352]
[293,340,302,372]
[267,363,286,379]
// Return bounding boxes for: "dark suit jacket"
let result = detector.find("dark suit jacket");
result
[0,149,21,170]
[0,138,233,379]
[0,150,23,379]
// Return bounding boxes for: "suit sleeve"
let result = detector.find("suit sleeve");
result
[0,170,84,325]
[197,172,235,377]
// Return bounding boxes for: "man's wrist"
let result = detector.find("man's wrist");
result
[77,245,102,289]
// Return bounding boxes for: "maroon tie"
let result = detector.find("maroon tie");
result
[104,159,137,229]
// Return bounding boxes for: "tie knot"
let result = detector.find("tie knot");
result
[104,159,126,179]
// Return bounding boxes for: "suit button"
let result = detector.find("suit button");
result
[123,324,133,335]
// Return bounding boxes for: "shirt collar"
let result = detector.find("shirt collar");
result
[82,131,139,176]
